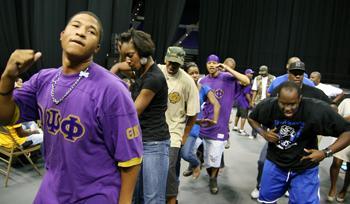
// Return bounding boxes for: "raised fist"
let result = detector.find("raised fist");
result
[3,50,41,79]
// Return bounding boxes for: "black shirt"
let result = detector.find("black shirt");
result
[271,84,332,104]
[130,63,170,142]
[249,97,350,171]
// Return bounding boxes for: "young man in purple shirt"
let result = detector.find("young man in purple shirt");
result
[232,68,254,137]
[199,54,249,194]
[0,11,142,204]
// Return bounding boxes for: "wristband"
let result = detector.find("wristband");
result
[0,88,14,96]
[322,147,333,158]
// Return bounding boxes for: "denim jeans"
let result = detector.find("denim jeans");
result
[133,140,169,204]
[181,136,200,168]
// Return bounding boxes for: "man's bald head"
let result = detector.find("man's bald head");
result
[310,71,321,85]
[223,57,236,69]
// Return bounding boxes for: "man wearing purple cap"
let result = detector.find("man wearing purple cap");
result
[199,54,249,194]
[0,11,143,204]
[232,68,254,137]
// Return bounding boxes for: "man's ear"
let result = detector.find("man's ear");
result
[60,31,64,41]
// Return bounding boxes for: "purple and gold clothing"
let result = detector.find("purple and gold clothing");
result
[235,84,252,109]
[13,63,143,204]
[199,72,239,141]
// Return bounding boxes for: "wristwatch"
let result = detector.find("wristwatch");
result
[322,147,333,158]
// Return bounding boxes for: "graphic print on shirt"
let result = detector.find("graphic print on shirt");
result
[273,120,304,150]
[45,108,85,142]
[169,92,181,104]
[215,89,224,99]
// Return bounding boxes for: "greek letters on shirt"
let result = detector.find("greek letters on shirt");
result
[41,106,140,142]
[273,120,305,150]
[214,89,224,99]
[45,108,85,142]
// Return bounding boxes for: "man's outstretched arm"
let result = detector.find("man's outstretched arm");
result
[0,50,41,125]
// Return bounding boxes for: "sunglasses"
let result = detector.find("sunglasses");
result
[289,70,304,76]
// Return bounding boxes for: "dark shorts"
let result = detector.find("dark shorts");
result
[236,106,248,118]
[166,147,181,197]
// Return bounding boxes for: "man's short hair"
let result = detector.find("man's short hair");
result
[277,81,301,97]
[68,11,104,43]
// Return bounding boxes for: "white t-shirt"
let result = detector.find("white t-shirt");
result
[159,64,200,148]
[315,83,343,98]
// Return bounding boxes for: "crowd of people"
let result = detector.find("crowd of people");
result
[0,11,350,204]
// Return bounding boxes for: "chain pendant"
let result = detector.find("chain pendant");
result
[51,68,89,105]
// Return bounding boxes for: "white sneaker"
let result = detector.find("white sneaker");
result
[239,129,249,136]
[225,140,230,149]
[248,135,254,139]
[250,188,259,199]
[232,126,238,131]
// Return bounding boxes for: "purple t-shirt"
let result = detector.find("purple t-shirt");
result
[199,72,239,140]
[13,63,143,204]
[235,84,252,109]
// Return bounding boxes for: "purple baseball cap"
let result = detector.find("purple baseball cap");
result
[207,54,220,63]
[245,68,254,74]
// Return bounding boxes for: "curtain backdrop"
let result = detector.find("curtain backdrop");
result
[0,0,132,80]
[144,0,186,64]
[199,0,350,87]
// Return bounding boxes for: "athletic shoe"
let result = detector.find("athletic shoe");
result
[336,196,345,203]
[225,140,231,149]
[327,195,335,202]
[209,178,218,194]
[183,169,193,177]
[248,135,254,139]
[239,129,249,136]
[232,126,238,131]
[250,188,259,199]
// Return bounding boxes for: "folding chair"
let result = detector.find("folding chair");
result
[0,126,41,187]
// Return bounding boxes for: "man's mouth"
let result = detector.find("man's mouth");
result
[284,111,293,117]
[70,39,85,47]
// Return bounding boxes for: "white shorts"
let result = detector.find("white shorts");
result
[203,139,225,168]
[334,145,350,162]
[330,137,350,162]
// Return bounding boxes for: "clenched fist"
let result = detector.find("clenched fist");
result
[3,50,41,79]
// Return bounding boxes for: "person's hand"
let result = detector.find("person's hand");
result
[216,63,229,72]
[300,149,325,163]
[196,118,217,127]
[3,50,41,80]
[261,128,279,143]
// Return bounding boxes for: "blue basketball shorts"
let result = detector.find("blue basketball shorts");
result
[258,159,319,204]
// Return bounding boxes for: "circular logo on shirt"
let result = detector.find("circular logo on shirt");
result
[215,89,224,99]
[169,92,181,104]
